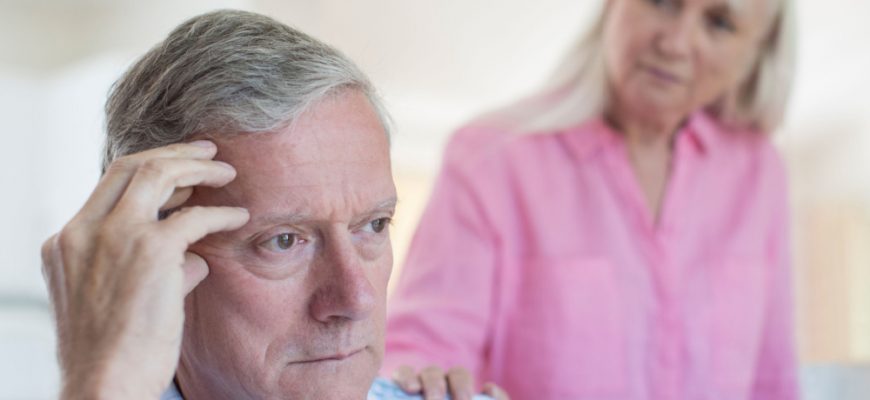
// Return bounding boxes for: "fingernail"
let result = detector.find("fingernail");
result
[190,140,215,148]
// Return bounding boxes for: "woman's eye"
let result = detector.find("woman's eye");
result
[261,233,301,252]
[647,0,672,10]
[708,13,736,32]
[366,218,391,234]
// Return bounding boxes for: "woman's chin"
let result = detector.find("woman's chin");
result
[620,91,691,126]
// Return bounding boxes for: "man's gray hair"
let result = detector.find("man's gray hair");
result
[103,9,389,172]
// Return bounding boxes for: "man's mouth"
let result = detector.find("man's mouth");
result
[293,347,365,364]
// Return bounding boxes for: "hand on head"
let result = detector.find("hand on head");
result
[41,140,248,399]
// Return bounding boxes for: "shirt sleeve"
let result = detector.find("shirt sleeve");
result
[382,131,501,381]
[751,151,800,400]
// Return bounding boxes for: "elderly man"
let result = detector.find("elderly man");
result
[41,9,407,400]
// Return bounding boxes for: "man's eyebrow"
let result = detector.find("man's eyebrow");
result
[355,197,399,220]
[251,212,312,226]
[251,196,399,226]
[372,197,399,213]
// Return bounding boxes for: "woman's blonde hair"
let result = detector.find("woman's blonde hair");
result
[477,0,796,134]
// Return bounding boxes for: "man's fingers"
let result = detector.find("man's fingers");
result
[39,234,62,289]
[182,251,209,295]
[393,366,422,394]
[419,366,447,400]
[39,234,59,271]
[482,382,510,400]
[39,234,68,316]
[161,187,194,213]
[115,158,237,220]
[446,367,474,400]
[77,140,218,222]
[161,206,250,246]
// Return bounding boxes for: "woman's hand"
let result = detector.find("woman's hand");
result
[392,365,509,400]
[41,141,249,399]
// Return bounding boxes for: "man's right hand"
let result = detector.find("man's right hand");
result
[40,140,249,400]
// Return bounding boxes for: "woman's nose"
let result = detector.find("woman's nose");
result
[657,14,695,59]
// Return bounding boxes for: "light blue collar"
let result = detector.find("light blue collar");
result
[161,377,482,399]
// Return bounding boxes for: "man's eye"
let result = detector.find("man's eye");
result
[261,233,300,252]
[367,218,391,234]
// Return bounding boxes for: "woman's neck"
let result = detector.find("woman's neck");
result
[605,106,685,223]
[605,105,683,152]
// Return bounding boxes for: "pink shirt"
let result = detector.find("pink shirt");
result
[383,112,799,399]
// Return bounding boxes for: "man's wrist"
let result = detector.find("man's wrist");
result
[60,369,159,400]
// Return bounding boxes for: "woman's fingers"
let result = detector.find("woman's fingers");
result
[393,365,489,400]
[78,140,218,222]
[446,367,475,400]
[393,365,422,393]
[482,382,510,400]
[419,366,448,400]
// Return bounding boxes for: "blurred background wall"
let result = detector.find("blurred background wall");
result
[0,0,868,398]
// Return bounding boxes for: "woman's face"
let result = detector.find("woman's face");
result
[603,0,773,125]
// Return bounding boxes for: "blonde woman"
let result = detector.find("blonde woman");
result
[385,0,798,398]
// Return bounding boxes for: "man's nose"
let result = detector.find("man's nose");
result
[309,238,377,323]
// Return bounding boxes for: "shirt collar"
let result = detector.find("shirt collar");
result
[556,117,620,161]
[682,110,721,155]
[557,110,721,162]
[160,380,184,400]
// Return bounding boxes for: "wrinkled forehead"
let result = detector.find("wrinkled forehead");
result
[205,92,395,216]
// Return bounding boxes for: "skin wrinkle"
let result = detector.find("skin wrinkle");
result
[176,90,396,400]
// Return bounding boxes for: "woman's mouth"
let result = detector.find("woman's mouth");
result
[642,64,684,85]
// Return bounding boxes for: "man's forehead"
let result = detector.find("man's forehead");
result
[200,93,395,222]
[214,93,389,167]
[206,147,394,216]
[213,131,392,195]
